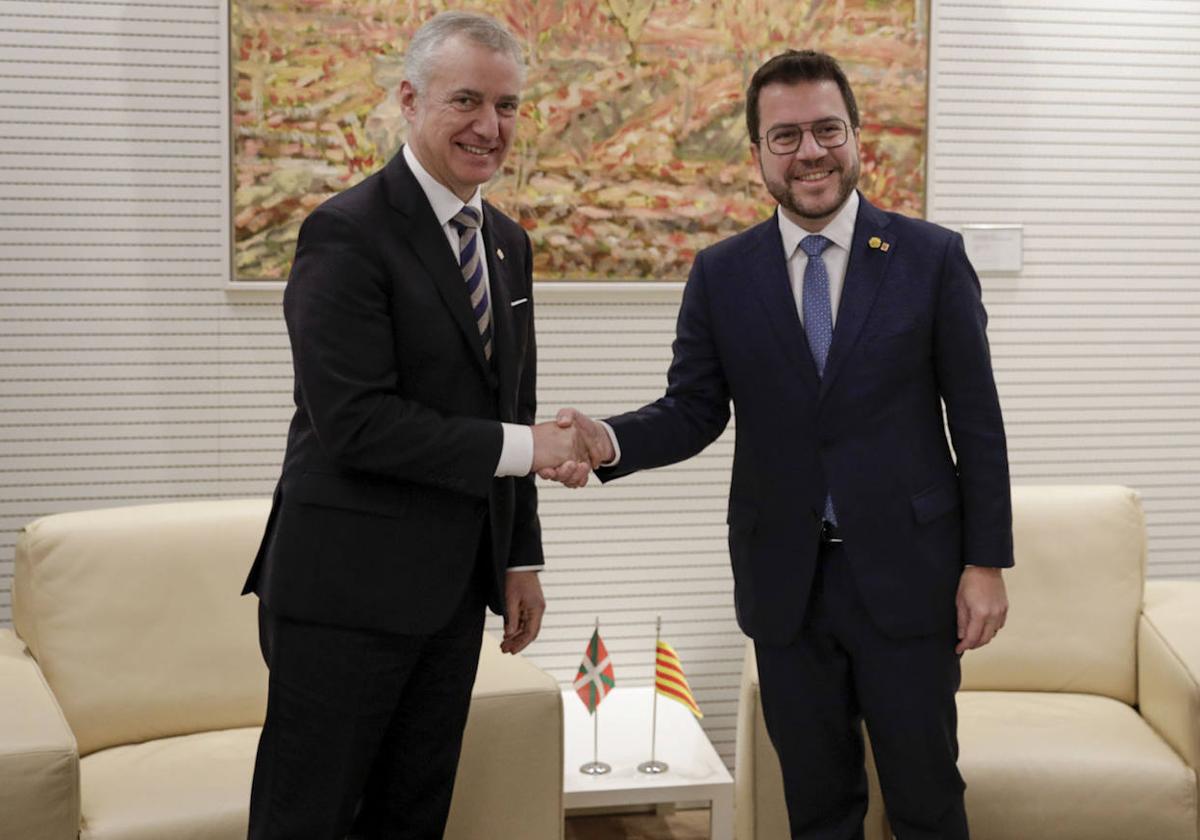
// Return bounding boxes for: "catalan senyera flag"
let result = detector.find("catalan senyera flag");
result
[655,640,703,718]
[574,629,615,714]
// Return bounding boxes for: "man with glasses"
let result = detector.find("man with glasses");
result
[549,51,1012,839]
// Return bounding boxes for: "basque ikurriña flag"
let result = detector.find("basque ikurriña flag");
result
[574,629,615,714]
[655,640,702,718]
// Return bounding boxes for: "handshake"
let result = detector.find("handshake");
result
[530,408,615,488]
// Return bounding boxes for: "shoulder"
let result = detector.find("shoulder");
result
[482,200,532,256]
[310,168,388,224]
[482,201,526,238]
[864,199,959,250]
[697,216,778,267]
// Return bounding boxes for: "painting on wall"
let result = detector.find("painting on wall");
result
[232,0,928,282]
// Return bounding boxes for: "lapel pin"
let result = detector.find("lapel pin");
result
[868,236,882,250]
[881,242,890,252]
[496,247,505,261]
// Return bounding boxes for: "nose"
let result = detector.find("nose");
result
[794,128,826,160]
[473,106,500,139]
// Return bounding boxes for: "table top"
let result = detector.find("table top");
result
[561,686,733,803]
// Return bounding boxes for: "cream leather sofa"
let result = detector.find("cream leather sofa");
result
[736,485,1200,840]
[0,499,564,840]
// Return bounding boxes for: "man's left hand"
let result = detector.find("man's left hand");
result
[501,570,545,654]
[955,566,1008,654]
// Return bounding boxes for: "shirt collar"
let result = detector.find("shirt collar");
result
[402,144,484,228]
[777,189,859,258]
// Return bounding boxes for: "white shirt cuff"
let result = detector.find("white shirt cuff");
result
[507,565,541,573]
[598,420,621,467]
[496,423,534,477]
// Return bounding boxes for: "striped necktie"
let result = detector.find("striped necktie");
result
[449,206,493,361]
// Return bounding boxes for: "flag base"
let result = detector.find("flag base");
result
[579,761,612,775]
[637,759,669,774]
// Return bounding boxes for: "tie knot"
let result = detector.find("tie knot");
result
[800,234,831,258]
[451,205,481,233]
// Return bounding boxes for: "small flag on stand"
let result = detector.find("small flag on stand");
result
[655,640,702,718]
[574,628,615,714]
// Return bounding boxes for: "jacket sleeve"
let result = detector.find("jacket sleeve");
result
[597,249,732,481]
[934,231,1014,568]
[504,229,545,568]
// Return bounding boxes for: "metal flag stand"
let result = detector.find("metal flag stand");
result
[638,615,669,774]
[579,616,612,775]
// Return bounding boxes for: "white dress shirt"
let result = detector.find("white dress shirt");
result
[402,145,534,480]
[779,189,859,329]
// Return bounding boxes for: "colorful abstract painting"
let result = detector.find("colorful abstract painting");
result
[232,0,928,281]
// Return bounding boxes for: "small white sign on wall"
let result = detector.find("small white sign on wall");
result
[961,224,1023,274]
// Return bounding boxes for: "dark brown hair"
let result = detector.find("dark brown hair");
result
[746,50,860,142]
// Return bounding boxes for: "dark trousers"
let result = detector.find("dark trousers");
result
[247,580,486,840]
[754,541,968,840]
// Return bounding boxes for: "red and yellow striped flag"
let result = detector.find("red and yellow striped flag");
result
[655,640,702,718]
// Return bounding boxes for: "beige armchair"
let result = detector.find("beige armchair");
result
[736,485,1200,840]
[0,499,563,840]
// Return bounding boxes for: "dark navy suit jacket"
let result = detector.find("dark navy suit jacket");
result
[598,195,1012,643]
[243,150,543,635]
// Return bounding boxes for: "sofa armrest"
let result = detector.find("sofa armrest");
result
[445,632,563,840]
[0,628,80,840]
[1139,580,1200,771]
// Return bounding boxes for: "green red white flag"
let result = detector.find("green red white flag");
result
[655,640,702,718]
[574,628,615,714]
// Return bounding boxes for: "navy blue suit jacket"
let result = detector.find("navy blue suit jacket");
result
[244,151,543,635]
[598,195,1012,643]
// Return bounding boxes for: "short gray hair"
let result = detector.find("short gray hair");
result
[404,11,526,91]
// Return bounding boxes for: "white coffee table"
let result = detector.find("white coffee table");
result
[561,686,734,839]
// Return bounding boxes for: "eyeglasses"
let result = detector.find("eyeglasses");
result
[759,118,850,155]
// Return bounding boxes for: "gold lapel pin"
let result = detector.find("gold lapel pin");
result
[868,236,882,250]
[496,247,505,261]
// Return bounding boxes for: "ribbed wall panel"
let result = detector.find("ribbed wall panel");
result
[1,0,1197,774]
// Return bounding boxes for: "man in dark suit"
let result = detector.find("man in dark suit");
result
[242,12,589,839]
[552,51,1012,839]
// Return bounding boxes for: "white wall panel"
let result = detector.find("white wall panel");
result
[1,0,1197,776]
[930,0,1200,582]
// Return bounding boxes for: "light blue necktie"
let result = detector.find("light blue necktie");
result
[449,206,493,361]
[800,234,837,525]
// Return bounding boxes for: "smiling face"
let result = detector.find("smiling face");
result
[399,34,521,202]
[751,79,861,232]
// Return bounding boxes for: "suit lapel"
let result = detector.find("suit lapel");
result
[749,215,821,395]
[383,151,491,378]
[482,204,519,418]
[820,196,894,398]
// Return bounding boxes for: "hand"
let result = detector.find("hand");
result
[536,408,615,487]
[501,570,545,654]
[955,566,1008,654]
[530,419,591,487]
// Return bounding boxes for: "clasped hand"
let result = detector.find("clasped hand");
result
[530,408,614,488]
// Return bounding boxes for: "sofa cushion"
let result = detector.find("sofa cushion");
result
[80,726,258,840]
[14,500,271,756]
[958,691,1197,840]
[961,485,1144,704]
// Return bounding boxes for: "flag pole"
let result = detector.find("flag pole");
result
[580,616,611,775]
[638,614,669,774]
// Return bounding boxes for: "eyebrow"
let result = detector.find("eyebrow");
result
[446,87,520,105]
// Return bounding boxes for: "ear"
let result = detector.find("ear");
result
[750,141,761,169]
[398,80,417,118]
